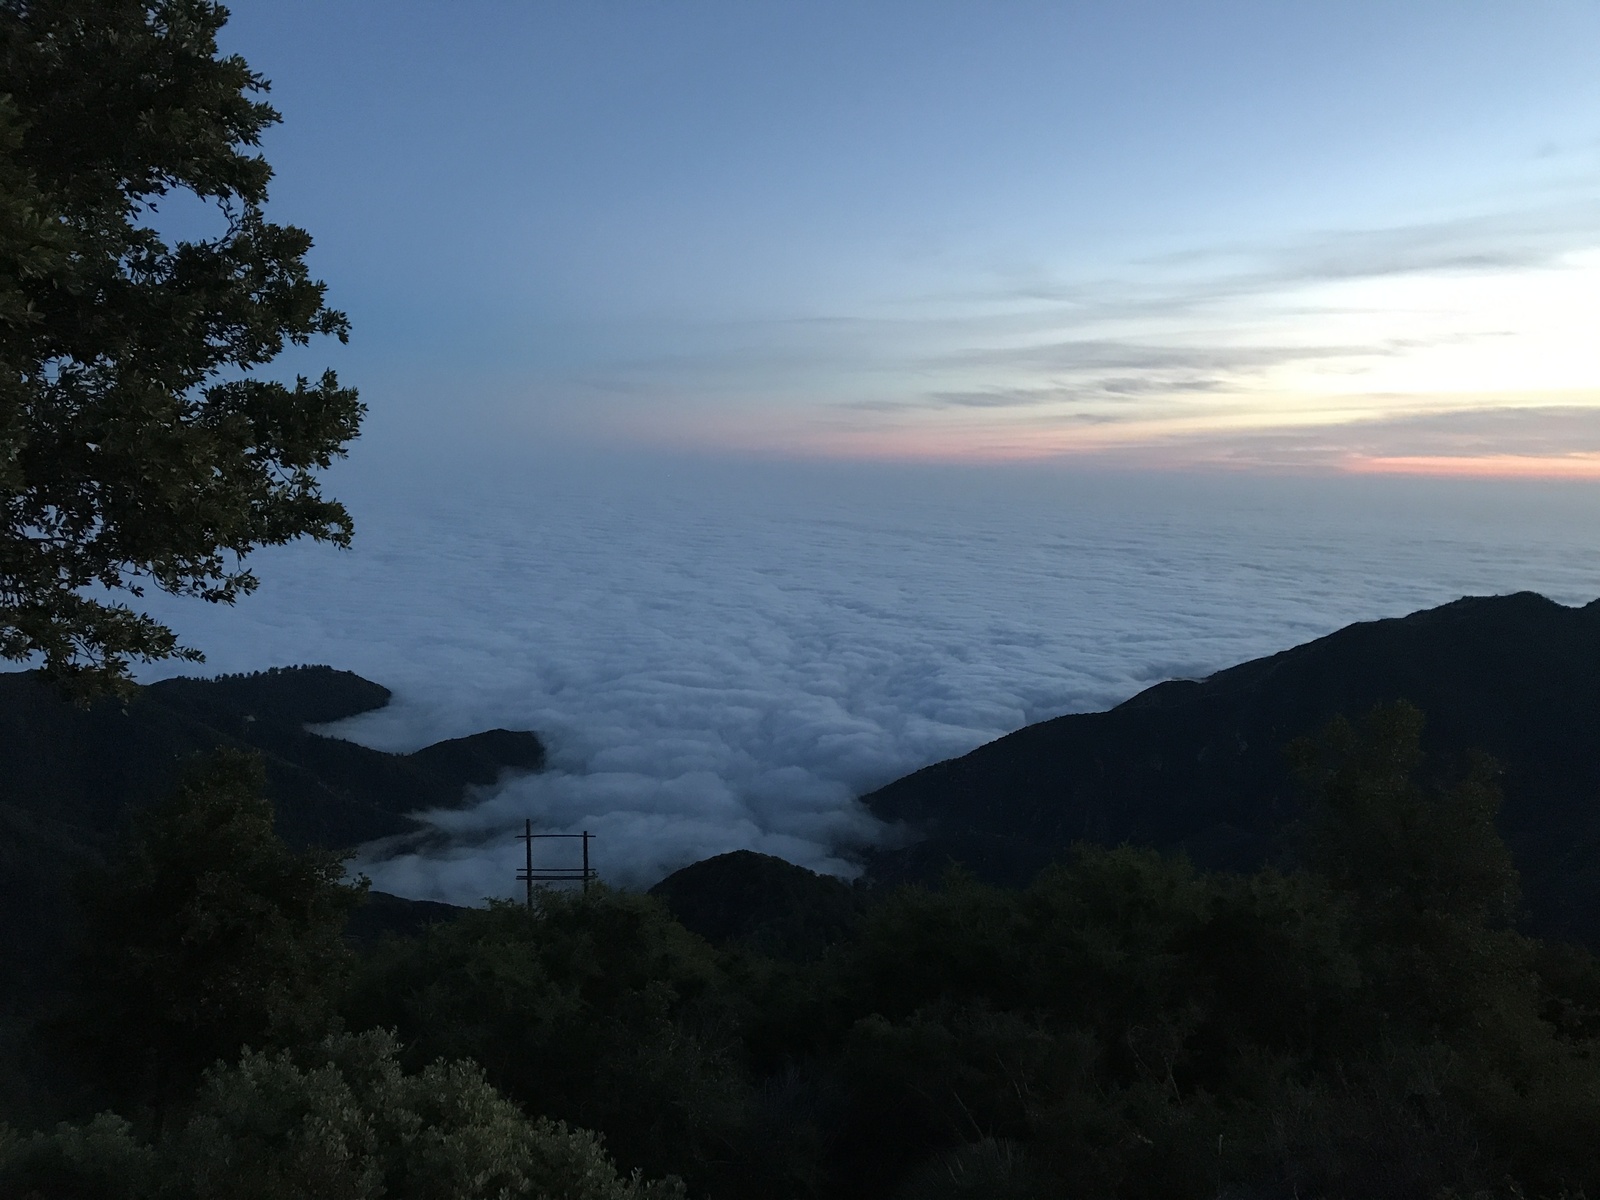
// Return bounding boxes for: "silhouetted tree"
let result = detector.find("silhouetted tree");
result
[0,0,362,694]
[1290,701,1530,1038]
[348,891,750,1193]
[1293,700,1520,931]
[56,750,363,1117]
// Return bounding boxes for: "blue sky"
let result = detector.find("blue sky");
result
[222,1,1600,471]
[136,3,1600,892]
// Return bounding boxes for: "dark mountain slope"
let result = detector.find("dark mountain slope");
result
[649,850,866,959]
[0,665,544,850]
[862,592,1600,945]
[408,729,550,788]
[0,666,531,1014]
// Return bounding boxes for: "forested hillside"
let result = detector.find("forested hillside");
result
[864,591,1600,948]
[7,699,1600,1198]
[5,0,1596,1193]
[0,666,542,1112]
[11,595,1600,1197]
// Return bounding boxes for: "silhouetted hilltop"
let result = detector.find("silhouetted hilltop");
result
[345,889,466,945]
[0,665,537,1010]
[148,664,393,727]
[408,728,550,787]
[862,591,1600,945]
[0,665,544,849]
[649,850,866,959]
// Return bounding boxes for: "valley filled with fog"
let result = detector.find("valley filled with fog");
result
[134,454,1600,903]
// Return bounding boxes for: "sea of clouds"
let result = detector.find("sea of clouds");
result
[132,452,1600,904]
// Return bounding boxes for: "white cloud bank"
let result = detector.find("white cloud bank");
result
[134,453,1600,903]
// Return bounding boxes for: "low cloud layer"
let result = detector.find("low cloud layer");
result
[134,455,1600,903]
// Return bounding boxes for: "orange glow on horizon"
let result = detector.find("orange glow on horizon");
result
[640,428,1600,476]
[610,391,1600,475]
[1345,454,1600,480]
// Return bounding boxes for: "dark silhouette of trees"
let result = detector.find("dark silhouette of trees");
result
[7,703,1600,1198]
[0,0,362,695]
[349,891,753,1195]
[54,749,363,1118]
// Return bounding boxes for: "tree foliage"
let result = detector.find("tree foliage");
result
[0,0,362,693]
[349,891,754,1194]
[1292,700,1521,931]
[1,1031,683,1200]
[54,749,364,1115]
[10,704,1600,1198]
[339,706,1600,1200]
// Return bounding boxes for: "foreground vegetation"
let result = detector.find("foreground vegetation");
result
[6,6,1597,1195]
[5,703,1600,1199]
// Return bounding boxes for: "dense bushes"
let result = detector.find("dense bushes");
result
[8,703,1600,1197]
[347,893,752,1190]
[331,707,1600,1198]
[332,844,1600,1198]
[50,750,364,1119]
[1,751,684,1199]
[1,1031,680,1200]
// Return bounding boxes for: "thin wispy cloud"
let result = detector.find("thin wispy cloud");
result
[531,183,1600,466]
[941,339,1385,375]
[1164,198,1600,290]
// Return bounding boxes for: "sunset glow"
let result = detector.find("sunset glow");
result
[214,2,1600,475]
[1346,454,1600,480]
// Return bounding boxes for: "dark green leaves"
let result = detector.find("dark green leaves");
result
[54,749,364,1115]
[1292,701,1521,930]
[2,1032,684,1200]
[0,1,363,694]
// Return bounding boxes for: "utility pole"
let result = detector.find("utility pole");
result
[515,823,597,910]
[520,818,534,911]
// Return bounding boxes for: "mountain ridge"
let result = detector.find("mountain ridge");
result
[860,591,1600,945]
[0,665,543,1014]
